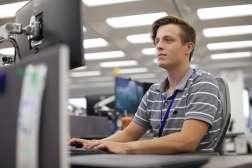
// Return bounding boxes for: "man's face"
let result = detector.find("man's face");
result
[154,24,192,70]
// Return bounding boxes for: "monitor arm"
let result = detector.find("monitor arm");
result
[94,95,115,112]
[0,16,41,42]
[0,16,42,65]
[0,23,23,40]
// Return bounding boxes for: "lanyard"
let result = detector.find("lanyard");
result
[158,90,178,137]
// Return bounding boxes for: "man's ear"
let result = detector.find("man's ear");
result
[185,42,195,55]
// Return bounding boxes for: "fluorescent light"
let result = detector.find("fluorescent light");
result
[0,48,14,55]
[210,52,252,60]
[126,73,156,79]
[127,33,152,43]
[83,38,108,49]
[71,71,101,77]
[106,12,167,28]
[82,0,142,7]
[119,67,148,74]
[203,25,252,37]
[142,48,156,55]
[197,4,252,20]
[0,1,29,19]
[207,40,252,50]
[100,60,138,68]
[84,76,114,82]
[85,51,125,60]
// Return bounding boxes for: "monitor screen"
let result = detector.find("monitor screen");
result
[15,0,84,69]
[115,77,145,115]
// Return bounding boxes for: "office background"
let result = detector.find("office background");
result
[0,0,252,139]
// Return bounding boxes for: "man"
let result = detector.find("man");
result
[70,16,222,154]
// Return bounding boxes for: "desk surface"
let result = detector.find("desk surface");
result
[71,154,252,168]
[203,155,252,168]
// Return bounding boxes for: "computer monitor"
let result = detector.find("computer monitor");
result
[15,0,84,69]
[115,77,145,116]
[0,45,69,168]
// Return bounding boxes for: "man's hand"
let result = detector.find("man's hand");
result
[94,141,130,154]
[69,138,130,154]
[69,138,103,150]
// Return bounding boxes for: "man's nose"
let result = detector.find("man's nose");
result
[156,41,164,50]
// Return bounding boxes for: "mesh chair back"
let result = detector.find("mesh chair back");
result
[215,77,231,154]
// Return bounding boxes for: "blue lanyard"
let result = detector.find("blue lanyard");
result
[158,91,178,137]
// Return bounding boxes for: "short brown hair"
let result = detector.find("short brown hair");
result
[151,16,196,62]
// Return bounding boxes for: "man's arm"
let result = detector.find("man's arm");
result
[103,121,147,142]
[126,119,208,154]
[95,119,208,154]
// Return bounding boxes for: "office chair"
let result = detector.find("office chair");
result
[214,77,231,155]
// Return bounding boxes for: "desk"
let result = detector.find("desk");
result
[71,154,252,168]
[203,155,252,168]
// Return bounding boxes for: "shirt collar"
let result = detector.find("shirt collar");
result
[157,67,195,93]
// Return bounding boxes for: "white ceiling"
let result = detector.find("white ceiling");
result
[0,0,252,96]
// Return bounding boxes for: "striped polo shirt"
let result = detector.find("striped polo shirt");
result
[133,68,223,152]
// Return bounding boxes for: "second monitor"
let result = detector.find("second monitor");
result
[115,77,152,116]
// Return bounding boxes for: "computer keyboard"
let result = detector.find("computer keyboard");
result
[69,146,108,156]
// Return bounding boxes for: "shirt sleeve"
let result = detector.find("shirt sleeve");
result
[185,75,220,127]
[133,89,151,129]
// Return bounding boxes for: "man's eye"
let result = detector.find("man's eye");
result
[164,38,173,42]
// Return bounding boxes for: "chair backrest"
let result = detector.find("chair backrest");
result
[214,77,231,154]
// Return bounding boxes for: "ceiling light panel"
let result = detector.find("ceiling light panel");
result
[71,71,101,77]
[126,73,156,79]
[203,25,252,37]
[0,1,28,19]
[197,4,252,20]
[210,52,252,60]
[83,38,108,49]
[207,40,252,50]
[127,34,152,44]
[119,67,148,74]
[142,48,156,55]
[85,51,125,60]
[100,60,138,68]
[106,12,167,28]
[82,0,142,7]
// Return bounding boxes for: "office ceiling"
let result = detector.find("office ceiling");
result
[0,0,252,96]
